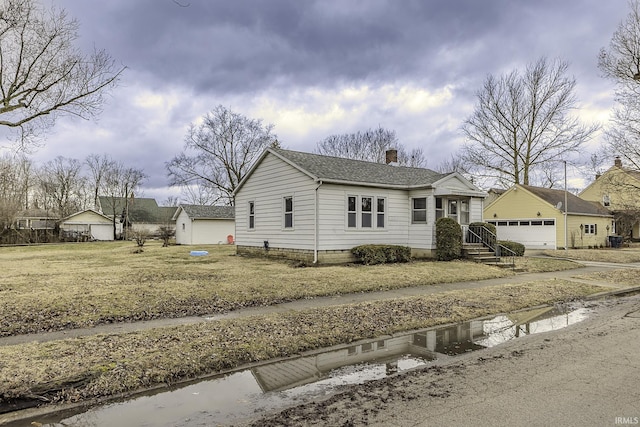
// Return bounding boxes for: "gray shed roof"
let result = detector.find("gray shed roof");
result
[522,185,612,216]
[178,205,235,219]
[270,148,448,188]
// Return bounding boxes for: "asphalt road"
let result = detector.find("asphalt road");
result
[245,293,640,427]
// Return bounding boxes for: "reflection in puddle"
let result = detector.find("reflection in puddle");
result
[20,304,590,427]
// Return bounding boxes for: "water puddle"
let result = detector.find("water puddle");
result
[15,303,590,427]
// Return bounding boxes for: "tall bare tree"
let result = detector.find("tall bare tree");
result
[0,152,32,229]
[35,156,86,217]
[599,0,640,170]
[315,126,427,167]
[167,105,277,206]
[85,153,115,210]
[0,0,125,149]
[100,161,146,239]
[461,57,598,187]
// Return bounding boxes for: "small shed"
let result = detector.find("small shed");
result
[59,209,115,241]
[173,205,235,245]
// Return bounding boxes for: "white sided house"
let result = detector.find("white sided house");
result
[173,205,235,245]
[233,148,487,263]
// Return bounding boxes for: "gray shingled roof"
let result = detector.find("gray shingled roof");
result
[179,205,234,219]
[98,197,177,223]
[272,148,448,188]
[522,185,612,216]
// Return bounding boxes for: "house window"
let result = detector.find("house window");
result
[603,194,610,207]
[347,196,357,228]
[412,198,427,223]
[448,200,458,220]
[584,224,597,235]
[377,198,385,228]
[182,223,185,231]
[460,200,470,225]
[361,197,373,228]
[283,196,293,228]
[435,197,444,219]
[248,201,255,229]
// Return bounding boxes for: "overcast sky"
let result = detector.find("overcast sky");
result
[24,0,633,201]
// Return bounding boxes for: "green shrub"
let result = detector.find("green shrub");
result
[497,240,525,256]
[351,245,412,265]
[436,217,462,261]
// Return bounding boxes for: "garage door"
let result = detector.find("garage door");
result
[488,219,556,250]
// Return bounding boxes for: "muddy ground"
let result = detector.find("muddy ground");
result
[241,294,640,427]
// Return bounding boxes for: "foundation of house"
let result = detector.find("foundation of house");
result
[236,245,436,265]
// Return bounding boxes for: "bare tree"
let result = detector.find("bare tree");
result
[0,0,125,149]
[0,152,32,229]
[35,156,85,218]
[461,57,598,187]
[315,126,427,167]
[599,0,640,169]
[100,161,146,240]
[85,154,115,210]
[167,105,276,206]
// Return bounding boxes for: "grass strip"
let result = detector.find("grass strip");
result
[0,243,576,337]
[576,268,640,287]
[0,279,603,406]
[542,248,640,263]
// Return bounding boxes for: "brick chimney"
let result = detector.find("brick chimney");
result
[385,149,398,165]
[614,156,622,168]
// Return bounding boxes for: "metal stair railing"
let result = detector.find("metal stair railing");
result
[466,226,516,268]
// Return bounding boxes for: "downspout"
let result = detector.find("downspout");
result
[314,180,323,264]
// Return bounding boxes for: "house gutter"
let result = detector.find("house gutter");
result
[314,180,323,264]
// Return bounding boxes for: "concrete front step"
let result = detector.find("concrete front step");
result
[462,244,515,268]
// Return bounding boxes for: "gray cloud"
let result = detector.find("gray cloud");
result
[29,0,632,199]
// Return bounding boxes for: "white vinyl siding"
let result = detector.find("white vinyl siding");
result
[316,184,408,250]
[235,153,316,250]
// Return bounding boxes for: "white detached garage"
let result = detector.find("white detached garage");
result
[173,205,235,245]
[59,209,115,241]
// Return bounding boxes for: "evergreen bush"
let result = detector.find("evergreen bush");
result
[351,245,412,265]
[497,240,525,256]
[436,217,462,261]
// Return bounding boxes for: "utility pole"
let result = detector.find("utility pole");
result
[564,160,568,254]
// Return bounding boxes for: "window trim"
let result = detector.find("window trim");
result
[345,194,387,230]
[377,197,386,228]
[412,197,427,224]
[283,196,294,229]
[248,201,255,230]
[347,195,357,228]
[361,196,373,228]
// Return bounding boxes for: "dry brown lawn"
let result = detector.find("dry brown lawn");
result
[0,241,577,337]
[542,247,640,263]
[0,279,603,405]
[577,268,640,287]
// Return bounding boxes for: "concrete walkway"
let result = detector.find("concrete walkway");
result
[2,259,639,347]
